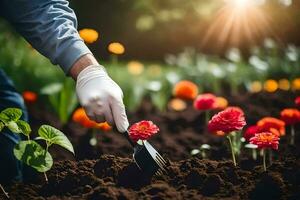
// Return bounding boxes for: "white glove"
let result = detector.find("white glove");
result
[76,65,129,132]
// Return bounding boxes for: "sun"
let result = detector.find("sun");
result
[201,0,273,50]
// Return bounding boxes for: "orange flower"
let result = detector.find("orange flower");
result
[280,108,300,125]
[97,122,112,132]
[168,98,187,111]
[292,78,300,90]
[264,79,278,93]
[72,108,111,131]
[22,91,37,104]
[173,80,198,100]
[257,117,285,137]
[214,97,228,110]
[79,29,99,44]
[108,42,125,55]
[194,93,217,111]
[250,132,280,150]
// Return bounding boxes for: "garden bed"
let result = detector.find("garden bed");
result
[1,91,300,199]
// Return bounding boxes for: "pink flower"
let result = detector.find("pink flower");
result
[193,93,217,111]
[295,96,300,107]
[250,132,280,150]
[244,125,260,141]
[128,120,159,142]
[208,107,246,134]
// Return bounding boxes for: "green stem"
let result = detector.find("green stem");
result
[227,134,237,166]
[44,172,48,183]
[205,111,210,125]
[0,184,9,199]
[263,149,267,172]
[291,125,295,145]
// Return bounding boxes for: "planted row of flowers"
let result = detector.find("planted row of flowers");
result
[172,80,300,171]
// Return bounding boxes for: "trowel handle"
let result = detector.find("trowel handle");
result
[123,130,135,148]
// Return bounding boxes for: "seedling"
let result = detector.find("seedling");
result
[0,108,74,183]
[190,144,211,159]
[0,108,32,198]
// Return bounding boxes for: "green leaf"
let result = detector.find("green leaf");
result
[14,140,53,172]
[7,121,22,133]
[0,108,22,123]
[16,120,32,136]
[38,125,74,154]
[0,121,4,132]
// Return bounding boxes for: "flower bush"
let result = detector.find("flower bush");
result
[128,120,159,142]
[173,80,198,100]
[257,117,285,137]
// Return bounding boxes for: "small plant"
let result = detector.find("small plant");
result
[72,107,112,146]
[128,120,159,142]
[0,108,74,183]
[190,144,211,158]
[250,132,280,171]
[0,108,31,198]
[208,107,246,166]
[40,78,78,125]
[280,108,300,145]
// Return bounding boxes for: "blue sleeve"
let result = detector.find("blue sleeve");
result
[0,0,92,75]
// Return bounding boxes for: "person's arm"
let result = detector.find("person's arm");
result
[1,0,129,132]
[1,0,91,75]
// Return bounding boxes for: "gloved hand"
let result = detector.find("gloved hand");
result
[76,65,129,132]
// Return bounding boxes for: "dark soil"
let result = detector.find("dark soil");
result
[1,90,300,199]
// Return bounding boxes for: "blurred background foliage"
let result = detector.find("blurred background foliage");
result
[0,0,300,123]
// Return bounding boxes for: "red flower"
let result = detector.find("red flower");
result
[128,120,159,142]
[208,107,246,134]
[280,108,300,125]
[250,132,280,150]
[194,93,217,111]
[22,91,37,104]
[295,96,300,107]
[244,125,260,141]
[257,117,285,137]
